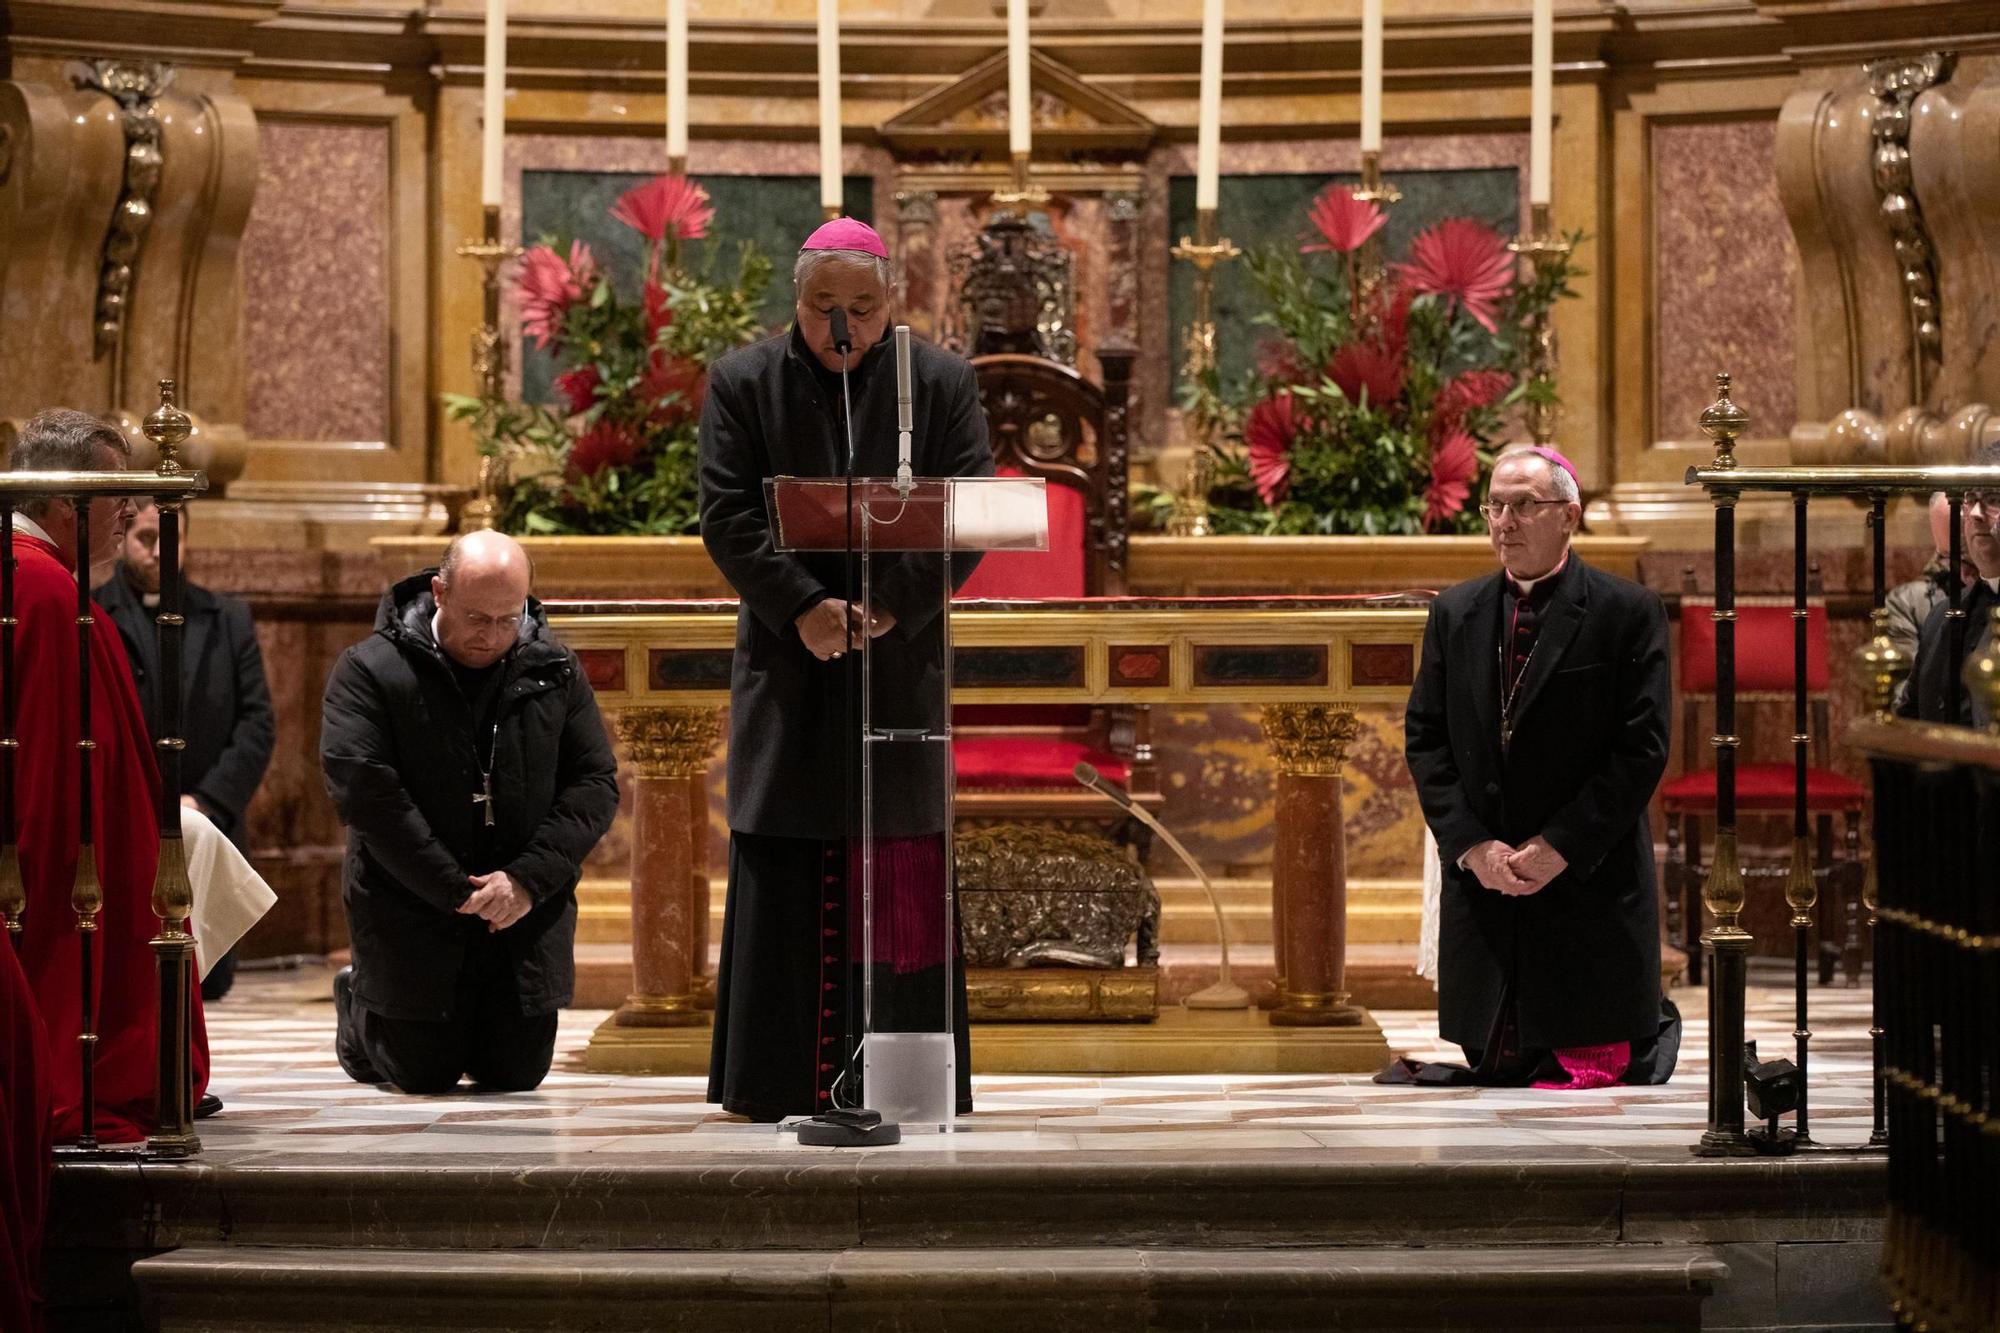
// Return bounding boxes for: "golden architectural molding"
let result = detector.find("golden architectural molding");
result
[614,706,720,780]
[1258,705,1361,778]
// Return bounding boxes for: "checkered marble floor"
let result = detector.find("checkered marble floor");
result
[191,962,1879,1159]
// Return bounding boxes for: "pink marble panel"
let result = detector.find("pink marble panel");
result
[242,120,392,443]
[1652,118,1800,441]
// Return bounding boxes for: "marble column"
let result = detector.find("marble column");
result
[609,706,719,1029]
[1259,704,1365,1027]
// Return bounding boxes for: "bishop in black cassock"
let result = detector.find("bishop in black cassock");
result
[1402,447,1679,1088]
[698,218,993,1121]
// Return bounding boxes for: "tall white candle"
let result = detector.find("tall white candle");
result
[667,0,688,161]
[1008,0,1031,157]
[1195,0,1224,212]
[818,0,842,210]
[1529,0,1553,206]
[1360,0,1382,154]
[481,0,506,208]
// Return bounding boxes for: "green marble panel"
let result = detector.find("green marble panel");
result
[519,171,875,402]
[1167,170,1519,397]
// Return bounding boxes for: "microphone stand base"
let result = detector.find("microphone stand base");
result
[795,1116,902,1148]
[1183,982,1252,1010]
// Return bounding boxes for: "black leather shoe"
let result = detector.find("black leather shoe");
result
[195,1092,223,1119]
[333,966,384,1084]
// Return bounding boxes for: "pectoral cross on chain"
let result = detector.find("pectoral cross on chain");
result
[472,769,495,828]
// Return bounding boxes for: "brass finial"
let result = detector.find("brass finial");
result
[1699,372,1749,470]
[143,379,192,476]
[1856,607,1913,719]
[71,842,103,925]
[1962,603,2000,733]
[0,845,23,935]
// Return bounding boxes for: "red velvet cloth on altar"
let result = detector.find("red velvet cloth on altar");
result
[11,535,209,1144]
[954,736,1131,790]
[0,940,51,1332]
[1660,762,1866,813]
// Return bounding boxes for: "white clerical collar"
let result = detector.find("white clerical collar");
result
[1507,550,1570,598]
[13,515,57,549]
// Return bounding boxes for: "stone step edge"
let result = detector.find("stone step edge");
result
[135,1243,1730,1296]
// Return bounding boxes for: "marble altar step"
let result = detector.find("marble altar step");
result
[570,941,1439,1015]
[134,1242,1726,1332]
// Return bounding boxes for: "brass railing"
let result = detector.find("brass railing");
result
[1847,715,2000,1333]
[1683,373,2000,1161]
[0,381,207,1157]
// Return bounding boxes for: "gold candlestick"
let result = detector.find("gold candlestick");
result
[1508,201,1573,447]
[1168,206,1241,537]
[990,150,1050,211]
[456,203,522,531]
[1351,149,1402,321]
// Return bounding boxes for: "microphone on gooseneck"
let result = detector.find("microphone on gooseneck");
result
[828,307,857,474]
[894,325,914,495]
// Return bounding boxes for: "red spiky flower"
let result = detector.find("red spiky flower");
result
[567,420,642,480]
[1243,393,1304,506]
[1326,342,1406,409]
[1301,185,1387,255]
[1397,218,1514,334]
[516,240,597,350]
[1424,427,1480,529]
[1431,368,1514,434]
[612,173,715,244]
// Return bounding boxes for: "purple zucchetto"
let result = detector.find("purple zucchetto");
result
[801,217,888,258]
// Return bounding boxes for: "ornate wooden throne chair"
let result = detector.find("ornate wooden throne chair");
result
[943,205,1162,1019]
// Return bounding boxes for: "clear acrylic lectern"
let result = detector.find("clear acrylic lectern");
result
[768,474,1047,1134]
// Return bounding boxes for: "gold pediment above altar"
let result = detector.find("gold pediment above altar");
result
[881,50,1157,156]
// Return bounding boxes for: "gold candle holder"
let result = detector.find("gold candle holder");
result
[1167,207,1241,538]
[1351,149,1402,321]
[991,150,1051,212]
[1508,202,1573,447]
[456,203,523,531]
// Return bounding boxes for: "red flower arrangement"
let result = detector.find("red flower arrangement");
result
[447,172,771,535]
[1177,185,1579,536]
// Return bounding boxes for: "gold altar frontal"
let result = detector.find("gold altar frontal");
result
[583,1005,1388,1076]
[550,593,1426,1077]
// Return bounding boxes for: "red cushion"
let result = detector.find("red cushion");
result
[1680,599,1831,694]
[956,464,1089,601]
[954,735,1131,790]
[1660,763,1867,813]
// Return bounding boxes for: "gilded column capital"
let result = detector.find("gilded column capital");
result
[1259,705,1361,778]
[615,706,720,779]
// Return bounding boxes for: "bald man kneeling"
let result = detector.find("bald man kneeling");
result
[320,532,619,1094]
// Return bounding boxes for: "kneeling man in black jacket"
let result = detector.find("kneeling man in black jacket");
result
[321,530,618,1093]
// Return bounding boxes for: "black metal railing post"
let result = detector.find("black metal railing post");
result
[68,490,102,1152]
[143,382,200,1157]
[1695,373,1755,1158]
[1786,493,1815,1146]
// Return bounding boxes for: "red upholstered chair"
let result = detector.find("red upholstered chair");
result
[1661,568,1866,987]
[952,343,1161,834]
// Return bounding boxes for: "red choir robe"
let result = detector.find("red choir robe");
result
[11,533,208,1144]
[1,937,51,1332]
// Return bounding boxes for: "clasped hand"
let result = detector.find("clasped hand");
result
[1464,836,1568,897]
[458,870,532,932]
[795,598,896,662]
